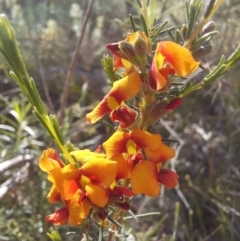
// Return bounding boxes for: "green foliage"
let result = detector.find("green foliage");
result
[0,94,43,158]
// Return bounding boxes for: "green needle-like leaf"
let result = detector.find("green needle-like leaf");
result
[140,13,149,37]
[129,14,137,32]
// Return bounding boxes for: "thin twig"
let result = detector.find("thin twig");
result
[200,225,222,241]
[58,0,95,124]
[160,120,193,214]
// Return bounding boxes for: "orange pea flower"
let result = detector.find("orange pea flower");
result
[103,129,175,163]
[86,71,141,124]
[49,158,117,206]
[45,155,118,225]
[150,41,200,90]
[39,149,90,225]
[103,129,177,196]
[40,148,119,225]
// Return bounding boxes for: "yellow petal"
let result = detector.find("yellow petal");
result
[86,96,112,124]
[111,71,141,103]
[131,161,160,197]
[70,149,106,165]
[39,148,63,172]
[86,71,141,124]
[50,165,81,200]
[103,131,128,159]
[130,129,175,162]
[111,154,132,180]
[68,190,90,225]
[157,41,200,76]
[81,158,118,186]
[47,185,61,203]
[125,31,151,53]
[85,183,109,207]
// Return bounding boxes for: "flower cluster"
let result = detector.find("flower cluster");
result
[40,31,200,226]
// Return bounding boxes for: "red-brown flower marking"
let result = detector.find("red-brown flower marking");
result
[86,71,141,124]
[150,41,200,90]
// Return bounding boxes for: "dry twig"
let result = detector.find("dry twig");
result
[58,0,95,123]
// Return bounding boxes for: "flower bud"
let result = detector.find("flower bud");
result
[110,106,137,128]
[46,207,69,225]
[202,21,216,34]
[175,29,182,44]
[193,41,213,59]
[133,35,147,58]
[106,43,124,58]
[181,24,187,40]
[119,41,140,66]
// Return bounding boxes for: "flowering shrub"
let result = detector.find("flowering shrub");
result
[0,0,240,240]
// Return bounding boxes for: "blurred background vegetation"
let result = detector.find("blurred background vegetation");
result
[0,0,240,240]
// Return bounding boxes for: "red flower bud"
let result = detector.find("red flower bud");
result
[46,207,69,225]
[106,43,122,57]
[110,106,137,128]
